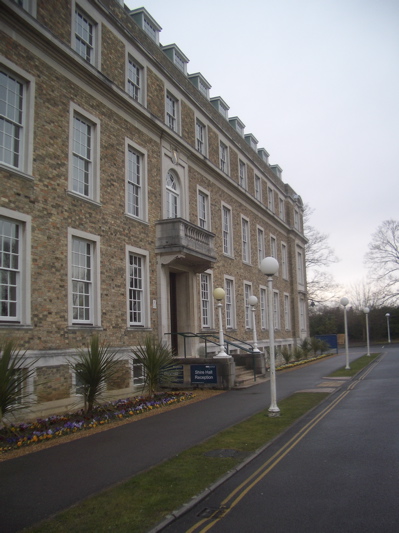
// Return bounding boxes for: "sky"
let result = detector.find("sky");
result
[125,0,399,290]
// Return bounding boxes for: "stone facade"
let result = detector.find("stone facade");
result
[0,0,308,417]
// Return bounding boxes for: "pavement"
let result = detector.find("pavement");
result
[0,346,383,532]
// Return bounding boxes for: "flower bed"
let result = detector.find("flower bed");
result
[276,352,333,371]
[0,391,195,454]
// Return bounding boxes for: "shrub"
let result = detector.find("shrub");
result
[0,339,36,424]
[69,335,120,413]
[281,346,291,364]
[300,338,311,359]
[310,337,322,356]
[131,336,178,396]
[293,346,303,361]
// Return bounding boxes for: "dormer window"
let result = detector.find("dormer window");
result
[245,133,258,151]
[210,97,229,120]
[270,164,283,180]
[258,148,270,165]
[129,8,162,44]
[229,117,245,137]
[188,73,211,99]
[162,44,189,75]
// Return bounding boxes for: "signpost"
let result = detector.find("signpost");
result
[190,364,217,385]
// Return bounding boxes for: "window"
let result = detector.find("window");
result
[128,254,144,326]
[260,287,267,330]
[270,236,277,260]
[279,197,285,220]
[127,56,142,103]
[297,249,304,285]
[268,186,274,212]
[127,144,146,220]
[0,70,23,169]
[244,283,252,329]
[11,0,36,15]
[198,189,210,230]
[166,171,179,218]
[74,8,95,64]
[239,160,247,189]
[126,246,149,328]
[255,175,262,201]
[284,294,291,330]
[299,296,307,332]
[281,243,288,279]
[219,141,228,173]
[222,205,233,256]
[257,227,265,267]
[196,119,206,155]
[132,359,145,387]
[70,106,100,202]
[201,273,212,328]
[166,93,178,132]
[273,291,280,329]
[241,217,250,264]
[69,229,100,326]
[224,277,235,329]
[0,211,31,324]
[294,209,301,231]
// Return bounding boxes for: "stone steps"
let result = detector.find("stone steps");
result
[233,366,269,389]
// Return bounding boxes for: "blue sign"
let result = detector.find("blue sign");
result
[315,334,338,353]
[191,364,217,384]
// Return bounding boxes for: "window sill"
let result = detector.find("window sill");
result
[67,191,102,207]
[0,163,34,182]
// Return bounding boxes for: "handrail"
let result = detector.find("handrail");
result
[165,331,259,359]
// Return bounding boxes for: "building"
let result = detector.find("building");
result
[0,0,308,416]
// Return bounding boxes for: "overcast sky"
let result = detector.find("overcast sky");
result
[125,0,399,290]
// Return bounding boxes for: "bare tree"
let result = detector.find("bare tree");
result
[304,204,339,302]
[346,278,386,311]
[365,219,399,304]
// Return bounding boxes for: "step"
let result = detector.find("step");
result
[234,367,268,389]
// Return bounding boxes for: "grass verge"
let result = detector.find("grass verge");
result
[328,353,379,378]
[28,392,329,533]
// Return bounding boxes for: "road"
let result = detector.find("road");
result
[161,346,399,533]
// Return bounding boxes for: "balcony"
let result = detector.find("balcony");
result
[156,218,216,272]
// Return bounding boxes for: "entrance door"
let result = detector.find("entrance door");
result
[169,272,178,355]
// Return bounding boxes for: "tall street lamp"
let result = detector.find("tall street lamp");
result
[340,297,350,369]
[363,307,370,356]
[385,313,391,344]
[213,287,229,358]
[260,256,280,416]
[248,295,260,353]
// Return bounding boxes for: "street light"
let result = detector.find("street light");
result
[363,307,370,356]
[260,256,280,416]
[213,287,229,358]
[340,297,350,369]
[248,295,260,353]
[385,313,391,344]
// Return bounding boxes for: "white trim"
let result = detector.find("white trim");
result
[67,228,101,327]
[125,245,150,328]
[241,215,251,265]
[69,102,101,203]
[224,276,236,330]
[244,281,253,329]
[71,1,101,68]
[125,137,148,222]
[0,207,31,325]
[197,185,211,231]
[221,202,233,258]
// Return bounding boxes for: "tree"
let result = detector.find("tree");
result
[131,335,178,396]
[69,335,120,413]
[346,279,386,311]
[0,339,36,424]
[304,204,340,302]
[365,220,399,304]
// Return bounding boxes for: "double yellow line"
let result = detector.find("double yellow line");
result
[187,358,382,533]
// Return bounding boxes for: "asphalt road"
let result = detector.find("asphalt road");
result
[0,346,386,532]
[161,346,399,533]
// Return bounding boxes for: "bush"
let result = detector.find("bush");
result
[300,338,312,359]
[0,339,36,424]
[281,346,291,364]
[69,335,120,413]
[131,336,178,396]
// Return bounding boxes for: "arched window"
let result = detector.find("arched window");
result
[166,171,180,218]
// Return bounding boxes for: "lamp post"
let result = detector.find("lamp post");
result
[340,297,350,369]
[385,313,391,344]
[248,295,260,353]
[213,287,229,358]
[363,307,370,356]
[260,257,280,416]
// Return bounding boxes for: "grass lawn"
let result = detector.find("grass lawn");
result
[328,353,379,377]
[27,392,329,533]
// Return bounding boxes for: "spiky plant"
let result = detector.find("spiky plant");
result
[131,335,178,396]
[69,335,120,413]
[0,339,36,424]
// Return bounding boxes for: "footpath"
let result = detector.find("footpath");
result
[0,348,371,532]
